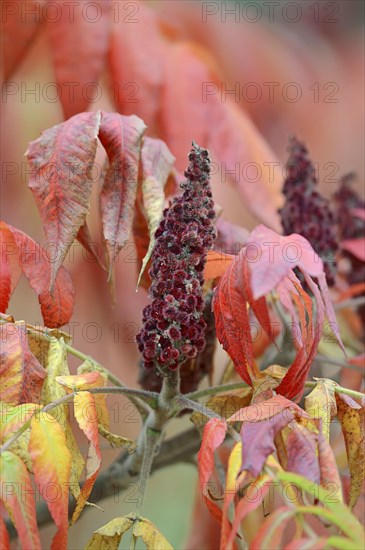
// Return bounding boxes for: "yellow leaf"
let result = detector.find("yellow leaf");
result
[27,326,71,367]
[220,442,243,548]
[84,516,134,549]
[304,379,337,440]
[58,370,110,429]
[42,338,84,499]
[56,371,101,391]
[335,392,365,508]
[29,413,71,550]
[0,402,39,440]
[98,424,136,452]
[132,517,173,550]
[9,428,33,472]
[191,392,251,429]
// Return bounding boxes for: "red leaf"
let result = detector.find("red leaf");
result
[198,418,227,519]
[219,224,345,398]
[47,1,111,118]
[240,411,297,477]
[109,1,167,129]
[213,255,256,386]
[1,0,45,83]
[228,395,303,423]
[0,322,46,405]
[208,98,283,232]
[0,451,41,549]
[0,222,21,312]
[26,111,101,290]
[276,275,324,400]
[76,222,106,271]
[341,238,365,261]
[0,514,10,550]
[246,225,323,300]
[9,226,75,327]
[249,506,295,550]
[226,475,272,549]
[286,423,320,483]
[318,433,343,500]
[99,112,146,279]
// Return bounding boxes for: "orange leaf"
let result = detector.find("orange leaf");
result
[71,391,102,523]
[0,451,41,549]
[204,250,234,281]
[337,282,365,302]
[0,322,46,404]
[26,111,101,290]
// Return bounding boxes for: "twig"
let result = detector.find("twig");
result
[0,387,159,455]
[186,382,249,401]
[175,395,241,443]
[334,296,365,310]
[315,354,364,372]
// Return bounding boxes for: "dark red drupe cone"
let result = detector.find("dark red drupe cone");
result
[279,136,338,286]
[136,142,216,373]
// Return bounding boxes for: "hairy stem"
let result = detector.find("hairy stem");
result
[175,395,241,442]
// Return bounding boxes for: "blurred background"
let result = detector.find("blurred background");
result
[1,0,364,547]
